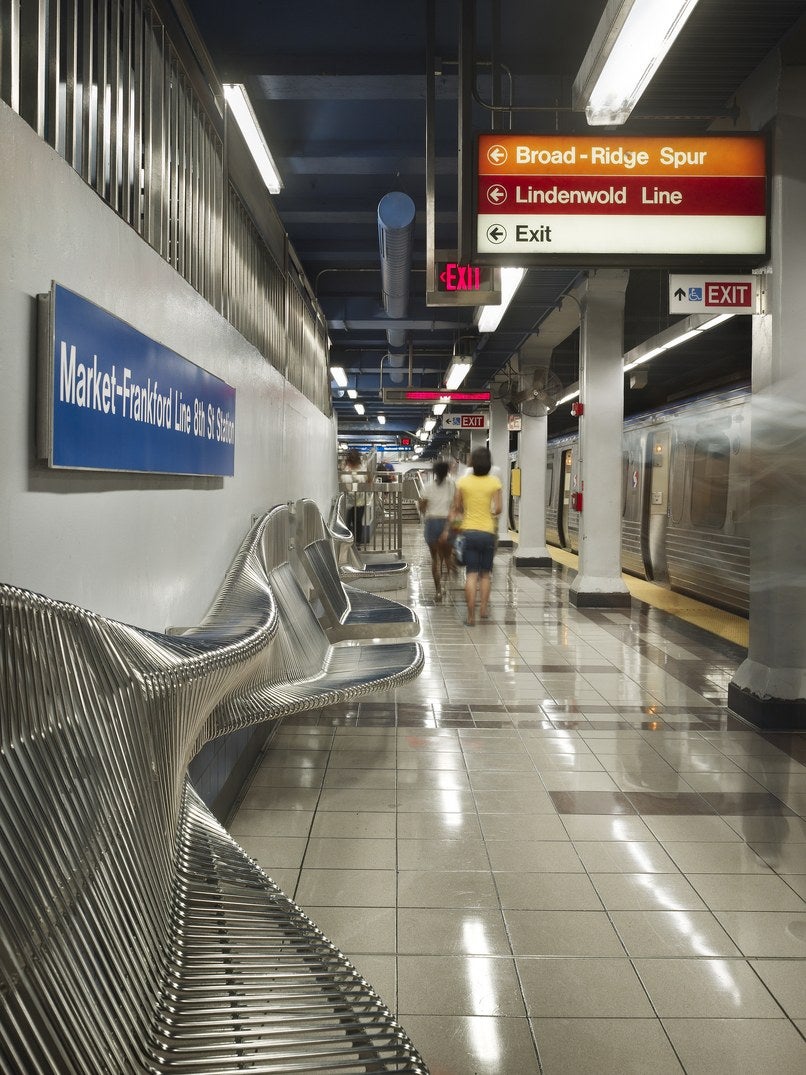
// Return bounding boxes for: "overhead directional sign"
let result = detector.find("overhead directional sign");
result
[669,274,758,313]
[442,413,488,429]
[475,134,767,265]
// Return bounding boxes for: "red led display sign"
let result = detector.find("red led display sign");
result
[404,390,491,402]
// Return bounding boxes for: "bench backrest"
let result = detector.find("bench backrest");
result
[0,507,285,1071]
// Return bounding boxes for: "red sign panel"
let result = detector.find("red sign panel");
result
[705,282,753,307]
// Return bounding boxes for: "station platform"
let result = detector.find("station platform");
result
[228,521,806,1074]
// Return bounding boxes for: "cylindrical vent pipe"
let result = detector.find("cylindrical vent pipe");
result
[378,191,415,350]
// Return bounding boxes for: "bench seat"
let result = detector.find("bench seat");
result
[153,783,426,1073]
[299,535,419,641]
[0,505,426,1074]
[212,562,423,729]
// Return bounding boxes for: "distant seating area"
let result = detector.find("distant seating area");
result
[0,502,426,1073]
[329,493,410,591]
[295,497,418,640]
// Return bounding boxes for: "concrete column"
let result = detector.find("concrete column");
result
[514,412,552,567]
[729,68,806,731]
[569,269,631,608]
[489,398,511,546]
[469,427,487,453]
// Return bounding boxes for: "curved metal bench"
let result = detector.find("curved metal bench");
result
[329,496,410,592]
[294,499,419,641]
[0,506,427,1074]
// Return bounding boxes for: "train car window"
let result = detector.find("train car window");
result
[691,436,730,529]
[546,461,554,506]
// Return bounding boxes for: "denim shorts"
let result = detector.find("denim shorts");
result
[461,530,495,573]
[424,517,451,547]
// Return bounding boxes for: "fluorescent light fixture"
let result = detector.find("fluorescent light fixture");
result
[476,267,525,333]
[432,403,447,415]
[354,402,365,415]
[698,313,734,330]
[622,311,734,372]
[377,414,386,425]
[223,83,283,193]
[445,360,473,391]
[424,416,436,431]
[418,430,429,442]
[573,0,702,126]
[557,387,581,406]
[330,365,348,387]
[346,389,358,399]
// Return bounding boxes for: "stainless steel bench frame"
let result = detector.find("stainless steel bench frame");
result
[0,506,427,1074]
[293,499,419,642]
[329,496,410,593]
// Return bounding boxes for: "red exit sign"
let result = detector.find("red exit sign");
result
[668,274,758,313]
[427,250,501,307]
[439,261,485,291]
[706,282,753,307]
[461,414,487,428]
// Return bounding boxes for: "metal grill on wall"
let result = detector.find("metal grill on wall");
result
[0,0,331,416]
[225,184,287,376]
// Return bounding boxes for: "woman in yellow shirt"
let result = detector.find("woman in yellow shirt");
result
[444,447,502,626]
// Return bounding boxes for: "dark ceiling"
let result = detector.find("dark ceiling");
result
[182,0,806,453]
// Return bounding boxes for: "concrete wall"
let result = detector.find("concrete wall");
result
[1,103,338,630]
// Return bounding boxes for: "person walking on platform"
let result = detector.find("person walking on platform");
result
[418,459,456,601]
[446,446,502,626]
[339,448,368,545]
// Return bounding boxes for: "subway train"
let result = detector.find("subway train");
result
[537,384,751,616]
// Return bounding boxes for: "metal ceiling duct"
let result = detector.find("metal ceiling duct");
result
[378,191,415,351]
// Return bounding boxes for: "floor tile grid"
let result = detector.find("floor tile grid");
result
[258,713,806,1075]
[229,528,806,1074]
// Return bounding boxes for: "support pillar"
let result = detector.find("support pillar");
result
[514,412,552,567]
[728,68,806,731]
[489,398,512,546]
[569,269,631,608]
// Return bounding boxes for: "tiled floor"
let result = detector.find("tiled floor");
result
[229,528,806,1074]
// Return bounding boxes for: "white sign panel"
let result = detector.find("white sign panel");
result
[668,275,758,313]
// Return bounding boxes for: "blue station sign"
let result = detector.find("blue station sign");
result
[39,284,236,476]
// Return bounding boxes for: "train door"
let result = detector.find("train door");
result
[558,448,573,548]
[642,429,670,583]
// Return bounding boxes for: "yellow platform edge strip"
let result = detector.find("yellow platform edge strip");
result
[546,545,749,649]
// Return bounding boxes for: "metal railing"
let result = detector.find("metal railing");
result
[0,0,331,414]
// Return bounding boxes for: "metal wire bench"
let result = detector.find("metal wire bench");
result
[328,496,410,593]
[293,499,419,641]
[0,507,427,1074]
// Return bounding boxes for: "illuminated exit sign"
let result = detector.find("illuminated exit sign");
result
[475,134,767,266]
[426,250,501,307]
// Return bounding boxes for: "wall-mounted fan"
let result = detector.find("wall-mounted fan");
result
[495,373,520,415]
[514,368,564,417]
